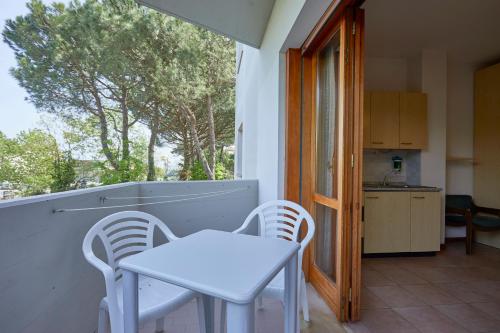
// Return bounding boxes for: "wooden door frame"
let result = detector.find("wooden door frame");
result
[284,2,364,322]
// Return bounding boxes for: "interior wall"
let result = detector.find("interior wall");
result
[421,49,448,243]
[365,57,408,91]
[446,61,475,195]
[444,61,475,238]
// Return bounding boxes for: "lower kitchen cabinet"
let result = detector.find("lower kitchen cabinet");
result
[363,191,441,254]
[364,192,411,253]
[410,192,441,252]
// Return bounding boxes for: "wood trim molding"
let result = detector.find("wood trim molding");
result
[349,7,365,322]
[285,48,314,279]
[302,0,356,55]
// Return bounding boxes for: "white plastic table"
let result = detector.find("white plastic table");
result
[119,229,300,333]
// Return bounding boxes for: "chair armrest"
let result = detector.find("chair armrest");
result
[233,223,250,234]
[475,206,500,216]
[156,222,180,241]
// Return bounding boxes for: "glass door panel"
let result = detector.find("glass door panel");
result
[314,203,337,282]
[316,32,340,200]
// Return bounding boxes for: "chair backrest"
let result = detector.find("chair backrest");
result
[82,211,178,333]
[234,200,315,262]
[446,195,474,212]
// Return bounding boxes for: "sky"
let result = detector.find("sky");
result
[0,1,44,138]
[0,1,181,169]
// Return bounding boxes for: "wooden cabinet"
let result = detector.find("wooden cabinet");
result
[364,91,427,149]
[400,93,427,149]
[363,92,372,148]
[363,192,411,253]
[363,191,441,254]
[369,92,400,149]
[410,192,441,252]
[474,63,500,209]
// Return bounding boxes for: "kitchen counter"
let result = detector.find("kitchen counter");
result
[363,184,442,192]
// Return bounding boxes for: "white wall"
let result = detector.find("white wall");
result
[421,49,448,243]
[445,61,475,238]
[0,181,258,333]
[446,61,475,195]
[235,0,302,202]
[235,0,331,203]
[365,57,408,91]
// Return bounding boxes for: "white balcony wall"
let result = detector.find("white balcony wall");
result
[235,0,332,203]
[0,180,257,333]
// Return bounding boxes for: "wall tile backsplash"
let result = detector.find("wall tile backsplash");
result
[363,149,421,185]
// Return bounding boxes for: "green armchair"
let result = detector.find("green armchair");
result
[445,195,500,254]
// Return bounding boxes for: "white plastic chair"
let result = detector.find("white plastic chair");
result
[221,200,315,330]
[83,211,207,333]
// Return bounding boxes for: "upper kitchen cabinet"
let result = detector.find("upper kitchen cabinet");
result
[369,92,400,148]
[363,91,428,149]
[399,92,428,149]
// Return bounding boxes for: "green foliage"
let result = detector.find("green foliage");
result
[189,161,208,180]
[0,130,59,195]
[98,135,148,184]
[50,151,76,193]
[0,132,18,183]
[3,0,235,186]
[189,160,229,181]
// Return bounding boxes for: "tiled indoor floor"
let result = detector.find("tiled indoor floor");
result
[139,284,346,333]
[346,242,500,333]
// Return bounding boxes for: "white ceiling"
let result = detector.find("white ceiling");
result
[364,0,500,64]
[136,0,276,48]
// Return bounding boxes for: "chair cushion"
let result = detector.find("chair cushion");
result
[473,215,500,229]
[446,195,473,210]
[445,214,467,225]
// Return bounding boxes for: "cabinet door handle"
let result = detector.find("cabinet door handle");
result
[400,142,413,145]
[372,141,384,144]
[412,196,425,199]
[366,196,379,199]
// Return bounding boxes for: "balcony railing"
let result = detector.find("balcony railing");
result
[0,180,258,333]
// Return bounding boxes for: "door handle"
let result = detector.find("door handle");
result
[366,196,379,199]
[372,141,384,144]
[412,196,425,199]
[400,142,413,145]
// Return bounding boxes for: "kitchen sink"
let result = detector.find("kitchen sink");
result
[363,183,436,189]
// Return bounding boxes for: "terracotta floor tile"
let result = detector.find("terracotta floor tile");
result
[361,287,390,309]
[367,286,425,307]
[435,303,500,333]
[440,267,493,282]
[394,306,470,333]
[362,269,397,287]
[345,308,419,333]
[402,284,462,305]
[403,266,456,283]
[359,242,500,333]
[475,267,500,281]
[470,302,500,320]
[472,281,500,302]
[376,266,429,285]
[435,282,495,303]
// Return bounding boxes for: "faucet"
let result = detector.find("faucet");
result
[382,174,390,186]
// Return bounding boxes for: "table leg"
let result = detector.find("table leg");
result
[226,301,255,333]
[123,270,139,333]
[284,252,298,333]
[202,295,215,333]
